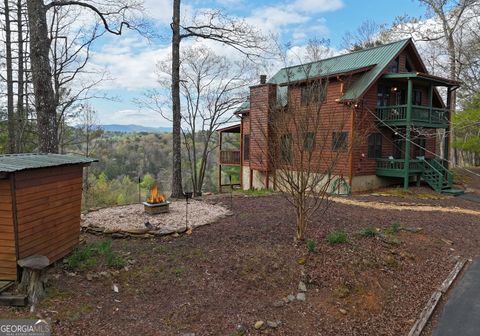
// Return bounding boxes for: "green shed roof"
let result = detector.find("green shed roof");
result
[0,153,97,173]
[269,38,411,102]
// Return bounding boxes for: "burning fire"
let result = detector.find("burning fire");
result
[147,184,166,204]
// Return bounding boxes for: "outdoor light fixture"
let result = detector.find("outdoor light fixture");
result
[391,87,398,92]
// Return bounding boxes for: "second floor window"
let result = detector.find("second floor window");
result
[388,57,399,73]
[332,132,348,152]
[303,132,315,153]
[413,89,422,106]
[280,133,292,164]
[300,82,326,106]
[377,86,390,107]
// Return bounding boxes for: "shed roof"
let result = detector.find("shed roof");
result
[268,38,411,102]
[0,153,97,173]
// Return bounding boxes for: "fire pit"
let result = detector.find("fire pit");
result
[143,184,170,215]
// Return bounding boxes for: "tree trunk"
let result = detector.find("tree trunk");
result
[26,0,59,153]
[16,0,25,152]
[171,0,183,197]
[4,0,15,153]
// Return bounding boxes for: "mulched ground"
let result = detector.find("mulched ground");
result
[1,170,479,335]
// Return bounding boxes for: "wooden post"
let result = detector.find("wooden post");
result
[445,87,452,167]
[429,84,433,125]
[404,79,413,190]
[218,132,222,193]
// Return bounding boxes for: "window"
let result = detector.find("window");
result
[243,135,250,161]
[388,57,399,73]
[392,133,404,159]
[377,86,390,107]
[280,134,292,163]
[332,132,348,151]
[413,89,422,106]
[406,57,414,72]
[303,132,315,153]
[395,89,406,105]
[413,136,426,158]
[300,82,326,106]
[367,133,383,158]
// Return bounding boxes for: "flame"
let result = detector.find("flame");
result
[147,184,166,204]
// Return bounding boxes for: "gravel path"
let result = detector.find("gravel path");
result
[82,200,231,233]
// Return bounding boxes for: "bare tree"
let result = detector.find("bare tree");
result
[3,0,15,153]
[341,20,389,51]
[169,0,270,197]
[252,45,355,240]
[392,0,480,164]
[26,0,144,153]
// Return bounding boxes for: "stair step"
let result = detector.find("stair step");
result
[441,188,465,196]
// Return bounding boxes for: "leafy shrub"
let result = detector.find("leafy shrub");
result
[359,227,377,237]
[386,222,401,235]
[306,239,316,252]
[326,231,348,245]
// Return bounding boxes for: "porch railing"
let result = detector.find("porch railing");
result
[219,150,241,165]
[376,105,448,127]
[376,158,424,173]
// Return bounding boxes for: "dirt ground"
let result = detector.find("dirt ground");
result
[1,170,479,336]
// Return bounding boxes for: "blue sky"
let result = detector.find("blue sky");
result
[88,0,425,127]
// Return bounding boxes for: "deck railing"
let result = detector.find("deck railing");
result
[376,105,448,127]
[219,150,241,165]
[376,158,424,173]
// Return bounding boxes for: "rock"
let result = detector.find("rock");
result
[86,273,94,281]
[287,294,296,302]
[173,233,180,238]
[272,300,285,308]
[298,281,307,292]
[99,271,110,278]
[254,321,264,330]
[296,293,306,301]
[235,324,247,335]
[112,284,119,293]
[267,321,281,328]
[111,233,125,239]
[66,272,76,277]
[18,255,50,270]
[339,308,347,315]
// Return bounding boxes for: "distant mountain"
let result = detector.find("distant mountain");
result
[98,124,172,133]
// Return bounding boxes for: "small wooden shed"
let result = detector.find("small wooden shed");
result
[0,154,96,281]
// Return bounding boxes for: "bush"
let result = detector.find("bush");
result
[386,222,401,235]
[359,227,377,237]
[306,239,316,252]
[326,231,348,245]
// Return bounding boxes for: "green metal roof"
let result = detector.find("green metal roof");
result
[269,38,411,102]
[0,153,97,173]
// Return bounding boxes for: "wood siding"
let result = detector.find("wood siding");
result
[0,178,16,280]
[14,165,83,263]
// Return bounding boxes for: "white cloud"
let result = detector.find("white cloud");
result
[291,0,344,13]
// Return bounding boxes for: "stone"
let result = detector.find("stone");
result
[296,293,306,301]
[254,321,264,330]
[112,284,119,293]
[18,256,50,270]
[287,294,296,302]
[86,274,94,281]
[339,308,347,315]
[272,300,285,308]
[267,321,281,328]
[298,281,307,292]
[111,233,125,239]
[99,271,110,278]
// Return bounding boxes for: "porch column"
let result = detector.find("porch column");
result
[445,87,452,166]
[404,78,413,190]
[429,84,433,124]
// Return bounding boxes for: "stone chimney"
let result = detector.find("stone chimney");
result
[260,75,267,84]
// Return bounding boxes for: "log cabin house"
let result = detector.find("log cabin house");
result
[0,154,95,281]
[217,38,462,194]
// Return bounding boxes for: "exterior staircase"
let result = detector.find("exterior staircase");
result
[421,159,464,195]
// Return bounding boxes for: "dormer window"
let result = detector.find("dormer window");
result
[388,57,399,73]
